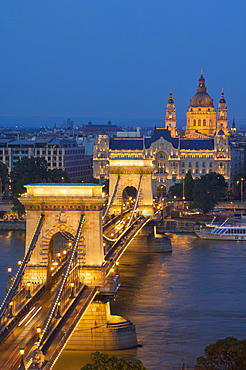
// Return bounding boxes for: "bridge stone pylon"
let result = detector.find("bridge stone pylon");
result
[108,159,154,216]
[19,183,106,285]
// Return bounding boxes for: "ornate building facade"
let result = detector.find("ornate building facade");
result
[93,74,231,194]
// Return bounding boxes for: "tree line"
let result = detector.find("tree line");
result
[169,170,229,214]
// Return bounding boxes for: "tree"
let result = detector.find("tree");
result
[184,170,195,201]
[47,168,70,183]
[169,182,183,198]
[234,171,246,200]
[11,157,49,196]
[80,352,148,370]
[10,157,70,216]
[192,175,216,214]
[0,161,9,186]
[195,336,246,369]
[204,172,228,201]
[191,172,228,214]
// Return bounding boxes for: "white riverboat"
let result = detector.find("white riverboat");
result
[195,218,246,241]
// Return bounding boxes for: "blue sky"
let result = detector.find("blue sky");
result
[1,0,246,127]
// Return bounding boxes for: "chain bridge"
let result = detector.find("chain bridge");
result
[0,176,170,369]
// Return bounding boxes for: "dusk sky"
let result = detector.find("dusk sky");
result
[1,1,246,127]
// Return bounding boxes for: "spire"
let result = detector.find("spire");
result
[165,90,177,137]
[197,73,206,92]
[168,90,174,105]
[219,88,226,106]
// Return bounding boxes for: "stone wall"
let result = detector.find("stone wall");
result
[157,220,202,233]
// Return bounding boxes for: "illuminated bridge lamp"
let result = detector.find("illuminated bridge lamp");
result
[26,281,31,299]
[56,302,61,319]
[7,267,12,277]
[18,260,22,266]
[70,282,75,299]
[19,348,25,370]
[36,326,42,340]
[63,250,67,256]
[8,300,14,318]
[57,252,61,260]
[115,261,120,276]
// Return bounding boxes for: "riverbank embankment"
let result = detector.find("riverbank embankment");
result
[0,221,26,230]
[157,219,204,233]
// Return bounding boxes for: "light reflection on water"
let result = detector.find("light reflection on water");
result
[1,231,246,370]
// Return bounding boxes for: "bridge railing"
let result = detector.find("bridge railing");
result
[127,174,142,227]
[103,175,120,222]
[103,215,151,276]
[39,287,99,370]
[38,214,85,349]
[0,214,45,326]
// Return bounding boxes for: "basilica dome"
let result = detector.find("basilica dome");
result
[190,74,214,107]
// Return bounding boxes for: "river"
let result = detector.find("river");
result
[1,230,246,370]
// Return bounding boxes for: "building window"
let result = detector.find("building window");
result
[193,119,196,126]
[196,162,199,167]
[209,162,213,168]
[182,169,185,174]
[198,119,201,126]
[189,162,192,167]
[202,162,205,167]
[182,162,185,167]
[202,169,206,174]
[203,119,206,126]
[195,169,199,173]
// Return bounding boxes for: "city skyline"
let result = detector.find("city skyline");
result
[1,0,246,124]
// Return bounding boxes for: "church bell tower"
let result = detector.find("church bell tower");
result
[217,89,229,135]
[165,91,177,137]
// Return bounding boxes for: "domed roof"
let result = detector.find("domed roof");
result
[190,74,214,107]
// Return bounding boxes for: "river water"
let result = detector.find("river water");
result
[1,230,246,370]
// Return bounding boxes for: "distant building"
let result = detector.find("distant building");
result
[79,121,122,137]
[0,138,92,181]
[94,74,232,193]
[64,118,74,130]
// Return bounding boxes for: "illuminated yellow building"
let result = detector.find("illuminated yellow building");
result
[93,74,231,194]
[166,74,230,138]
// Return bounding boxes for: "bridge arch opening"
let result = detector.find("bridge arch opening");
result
[48,231,74,277]
[122,186,137,210]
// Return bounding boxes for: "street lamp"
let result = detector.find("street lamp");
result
[70,282,75,298]
[26,282,31,299]
[7,300,14,318]
[36,327,42,340]
[18,348,25,370]
[56,302,61,318]
[241,178,244,204]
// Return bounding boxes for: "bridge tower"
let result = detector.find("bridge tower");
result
[19,183,106,285]
[107,158,154,216]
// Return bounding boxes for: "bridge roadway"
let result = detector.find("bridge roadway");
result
[0,212,152,369]
[0,276,97,370]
